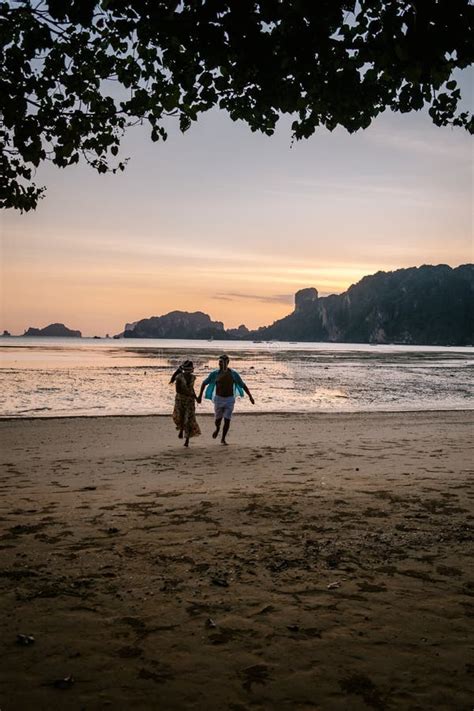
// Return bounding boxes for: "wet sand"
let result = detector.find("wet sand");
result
[0,412,473,710]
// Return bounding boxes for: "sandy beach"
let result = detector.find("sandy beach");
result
[0,411,473,710]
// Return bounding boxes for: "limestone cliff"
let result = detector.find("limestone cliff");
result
[251,264,473,346]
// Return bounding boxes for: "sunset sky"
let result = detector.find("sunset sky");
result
[1,79,473,335]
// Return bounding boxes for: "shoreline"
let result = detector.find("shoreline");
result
[2,335,473,345]
[1,406,473,422]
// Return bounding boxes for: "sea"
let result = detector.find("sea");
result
[0,337,472,418]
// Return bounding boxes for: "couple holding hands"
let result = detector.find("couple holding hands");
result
[170,354,255,447]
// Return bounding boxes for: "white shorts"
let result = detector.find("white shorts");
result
[214,395,235,420]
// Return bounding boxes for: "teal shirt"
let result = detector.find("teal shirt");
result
[203,369,245,400]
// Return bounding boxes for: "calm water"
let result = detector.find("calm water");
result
[0,337,472,417]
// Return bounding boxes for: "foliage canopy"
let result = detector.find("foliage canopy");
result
[1,0,473,210]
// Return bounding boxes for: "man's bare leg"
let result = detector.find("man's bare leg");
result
[213,418,222,439]
[221,418,231,445]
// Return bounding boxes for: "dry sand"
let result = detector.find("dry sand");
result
[0,411,473,710]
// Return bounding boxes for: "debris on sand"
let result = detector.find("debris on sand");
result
[16,633,35,646]
[137,666,173,684]
[116,646,143,659]
[208,628,236,645]
[256,604,275,615]
[240,664,270,691]
[268,559,289,573]
[53,675,75,690]
[325,553,342,569]
[340,673,385,709]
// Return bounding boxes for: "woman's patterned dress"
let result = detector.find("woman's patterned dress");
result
[172,373,201,438]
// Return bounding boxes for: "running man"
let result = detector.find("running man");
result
[197,354,254,444]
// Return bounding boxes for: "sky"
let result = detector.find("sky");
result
[1,81,473,336]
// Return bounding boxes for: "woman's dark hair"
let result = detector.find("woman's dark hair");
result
[170,360,194,384]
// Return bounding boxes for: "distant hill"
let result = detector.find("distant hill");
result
[251,264,474,346]
[116,265,473,345]
[24,323,82,338]
[123,311,227,339]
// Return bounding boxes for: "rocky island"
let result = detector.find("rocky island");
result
[123,311,226,339]
[23,323,82,338]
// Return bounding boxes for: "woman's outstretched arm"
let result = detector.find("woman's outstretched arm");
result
[169,367,182,384]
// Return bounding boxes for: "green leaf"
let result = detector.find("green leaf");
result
[179,115,192,133]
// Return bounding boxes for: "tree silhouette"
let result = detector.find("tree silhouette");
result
[1,0,473,211]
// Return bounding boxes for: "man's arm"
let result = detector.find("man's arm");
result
[241,382,255,405]
[233,371,255,404]
[196,382,206,403]
[197,374,211,403]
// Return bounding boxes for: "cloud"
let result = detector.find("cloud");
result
[213,292,294,304]
[366,124,472,160]
[265,177,453,209]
